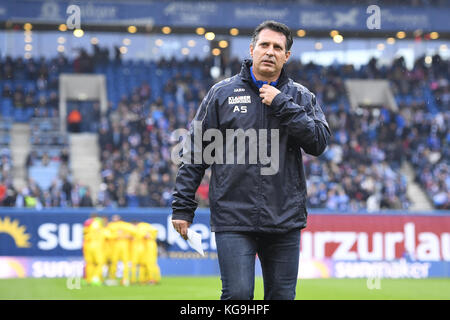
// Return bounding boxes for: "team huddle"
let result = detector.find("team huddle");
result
[82,214,161,286]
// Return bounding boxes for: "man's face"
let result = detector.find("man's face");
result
[250,28,291,79]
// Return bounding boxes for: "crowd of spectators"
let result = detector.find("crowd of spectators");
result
[304,107,410,211]
[10,179,95,209]
[287,55,448,211]
[0,144,96,209]
[0,148,14,206]
[0,50,448,211]
[0,50,95,208]
[95,69,207,208]
[0,54,70,119]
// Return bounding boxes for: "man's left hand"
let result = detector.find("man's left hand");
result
[259,84,281,106]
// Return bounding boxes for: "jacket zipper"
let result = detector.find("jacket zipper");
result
[257,95,266,229]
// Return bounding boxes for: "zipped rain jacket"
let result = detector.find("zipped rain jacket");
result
[172,59,331,233]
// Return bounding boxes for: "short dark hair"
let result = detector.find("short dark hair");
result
[251,20,293,52]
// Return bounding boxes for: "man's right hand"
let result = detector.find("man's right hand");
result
[172,219,191,240]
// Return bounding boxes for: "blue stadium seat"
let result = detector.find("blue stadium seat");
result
[25,81,37,93]
[28,164,60,191]
[13,108,33,122]
[1,101,13,118]
[2,98,13,109]
[0,134,10,145]
[126,195,140,208]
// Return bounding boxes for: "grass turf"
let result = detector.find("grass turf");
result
[1,277,449,300]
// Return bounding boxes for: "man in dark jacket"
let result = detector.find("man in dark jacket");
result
[172,20,330,300]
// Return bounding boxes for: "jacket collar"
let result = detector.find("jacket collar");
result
[239,59,289,89]
[250,66,278,88]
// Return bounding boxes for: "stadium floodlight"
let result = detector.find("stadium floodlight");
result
[386,37,396,45]
[23,23,32,31]
[396,31,406,39]
[211,48,221,56]
[119,46,128,54]
[229,28,239,36]
[162,26,172,34]
[330,30,339,37]
[429,32,439,40]
[218,40,228,49]
[205,32,215,41]
[196,27,206,35]
[333,34,344,44]
[297,29,306,37]
[73,29,84,38]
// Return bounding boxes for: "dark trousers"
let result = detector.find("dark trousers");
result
[215,229,301,300]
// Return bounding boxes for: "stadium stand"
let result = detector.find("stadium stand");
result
[0,118,13,206]
[0,50,448,211]
[27,117,69,190]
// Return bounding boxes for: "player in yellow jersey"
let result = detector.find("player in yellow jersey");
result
[130,221,145,284]
[146,223,161,284]
[100,216,112,280]
[130,221,161,284]
[82,214,96,284]
[83,216,107,285]
[107,215,135,286]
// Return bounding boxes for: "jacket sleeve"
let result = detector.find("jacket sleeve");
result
[171,87,218,223]
[268,89,331,156]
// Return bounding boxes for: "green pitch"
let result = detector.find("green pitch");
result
[1,277,449,300]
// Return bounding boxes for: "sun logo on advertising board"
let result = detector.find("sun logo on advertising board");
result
[0,217,31,248]
[0,258,27,278]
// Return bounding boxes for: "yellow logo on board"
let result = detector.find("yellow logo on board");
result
[0,217,31,248]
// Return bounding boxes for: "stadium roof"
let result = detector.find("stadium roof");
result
[0,0,449,39]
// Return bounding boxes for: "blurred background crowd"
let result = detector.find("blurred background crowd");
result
[0,41,448,212]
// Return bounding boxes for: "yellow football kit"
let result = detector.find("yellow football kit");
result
[146,226,161,283]
[131,222,161,283]
[107,220,135,284]
[130,222,161,284]
[83,218,107,284]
